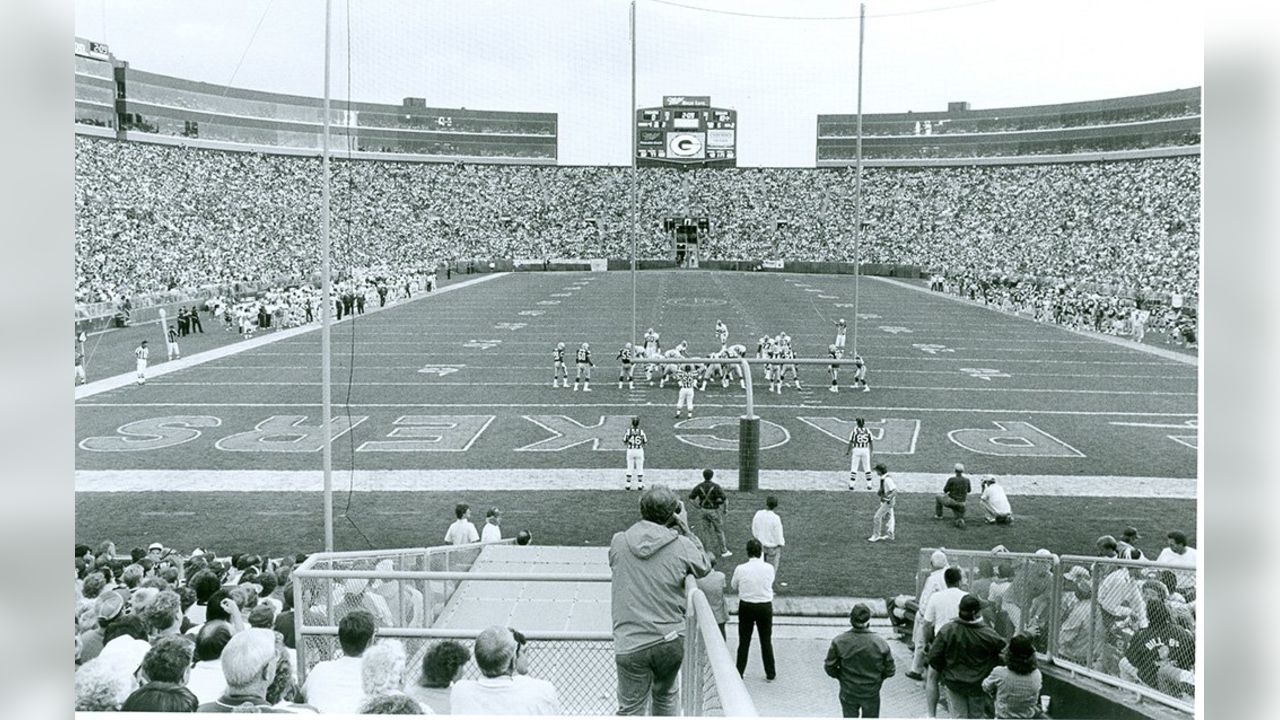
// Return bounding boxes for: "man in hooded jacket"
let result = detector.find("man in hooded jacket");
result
[609,485,710,715]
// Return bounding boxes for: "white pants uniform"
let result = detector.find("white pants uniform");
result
[850,447,871,476]
[136,359,147,380]
[166,340,180,360]
[626,449,644,477]
[677,387,694,412]
[75,365,86,384]
[835,332,846,348]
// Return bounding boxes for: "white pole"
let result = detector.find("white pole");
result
[630,0,638,344]
[321,0,335,553]
[851,2,866,358]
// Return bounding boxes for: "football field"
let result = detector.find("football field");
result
[74,270,1198,594]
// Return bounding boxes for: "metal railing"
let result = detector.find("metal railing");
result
[292,545,757,715]
[683,576,758,717]
[917,548,1196,714]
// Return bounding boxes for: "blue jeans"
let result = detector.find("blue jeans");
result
[615,637,684,715]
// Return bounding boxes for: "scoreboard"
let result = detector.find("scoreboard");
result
[636,96,737,168]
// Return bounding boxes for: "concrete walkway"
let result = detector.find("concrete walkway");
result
[727,618,927,717]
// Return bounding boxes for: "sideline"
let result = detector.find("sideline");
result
[75,468,1196,498]
[74,273,509,400]
[872,277,1199,367]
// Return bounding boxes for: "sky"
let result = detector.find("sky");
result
[75,0,1203,167]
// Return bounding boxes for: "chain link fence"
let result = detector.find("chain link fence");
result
[292,544,754,715]
[916,548,1195,714]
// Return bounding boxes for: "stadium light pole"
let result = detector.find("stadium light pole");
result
[320,0,335,553]
[851,2,866,359]
[630,0,638,343]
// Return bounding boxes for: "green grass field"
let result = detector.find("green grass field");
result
[75,270,1198,597]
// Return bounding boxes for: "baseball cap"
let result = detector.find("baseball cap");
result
[954,463,964,472]
[1122,527,1141,540]
[929,550,948,569]
[849,603,872,627]
[148,542,164,552]
[958,594,983,619]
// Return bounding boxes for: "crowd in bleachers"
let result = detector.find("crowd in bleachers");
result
[75,137,1199,319]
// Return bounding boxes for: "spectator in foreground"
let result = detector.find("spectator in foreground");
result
[359,693,428,714]
[264,638,317,713]
[444,503,481,545]
[694,554,730,639]
[303,609,378,714]
[362,639,409,700]
[732,539,778,681]
[197,628,280,712]
[1117,527,1145,560]
[410,640,472,714]
[1121,599,1195,697]
[481,506,504,543]
[609,485,709,715]
[1155,531,1197,599]
[928,594,1006,719]
[824,603,895,718]
[936,463,972,528]
[75,657,137,712]
[869,463,897,542]
[373,559,425,628]
[906,549,949,683]
[186,620,234,704]
[920,567,968,717]
[450,626,560,715]
[516,530,533,546]
[688,468,731,558]
[122,635,199,712]
[979,476,1013,525]
[750,495,786,571]
[982,633,1042,719]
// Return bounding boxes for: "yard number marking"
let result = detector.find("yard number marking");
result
[959,367,1011,381]
[913,343,955,355]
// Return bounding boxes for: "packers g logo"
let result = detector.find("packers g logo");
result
[668,133,703,158]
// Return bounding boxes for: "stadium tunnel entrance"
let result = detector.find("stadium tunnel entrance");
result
[665,216,709,267]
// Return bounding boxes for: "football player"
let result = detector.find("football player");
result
[675,364,698,419]
[834,318,848,349]
[573,342,594,391]
[724,343,748,389]
[780,341,802,391]
[828,344,843,392]
[617,342,636,389]
[714,319,728,347]
[552,342,569,387]
[851,353,870,392]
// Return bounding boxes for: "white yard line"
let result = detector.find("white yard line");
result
[871,277,1199,367]
[74,274,509,400]
[75,468,1196,498]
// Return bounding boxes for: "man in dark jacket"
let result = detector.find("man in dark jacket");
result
[935,463,972,528]
[824,603,895,717]
[609,485,710,716]
[928,594,1006,718]
[688,468,731,558]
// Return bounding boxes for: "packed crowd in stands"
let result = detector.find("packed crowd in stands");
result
[75,137,1199,318]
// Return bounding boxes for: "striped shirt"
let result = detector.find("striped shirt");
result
[134,346,149,361]
[850,427,873,448]
[623,428,647,449]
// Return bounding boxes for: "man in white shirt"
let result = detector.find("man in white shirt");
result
[731,539,777,681]
[906,550,948,682]
[450,625,561,715]
[444,503,480,546]
[303,609,377,714]
[750,496,786,571]
[920,567,967,718]
[1154,530,1197,597]
[481,506,503,543]
[979,476,1013,525]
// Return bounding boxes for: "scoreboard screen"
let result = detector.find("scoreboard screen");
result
[636,98,737,168]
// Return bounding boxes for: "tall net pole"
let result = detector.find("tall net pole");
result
[320,0,335,552]
[851,2,866,358]
[629,0,638,343]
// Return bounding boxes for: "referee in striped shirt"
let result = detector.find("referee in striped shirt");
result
[623,417,647,491]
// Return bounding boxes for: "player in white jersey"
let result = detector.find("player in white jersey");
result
[133,340,149,385]
[699,348,726,391]
[828,344,843,392]
[834,318,848,348]
[616,342,636,389]
[622,416,647,491]
[763,338,780,393]
[851,353,870,392]
[552,342,569,387]
[674,364,698,419]
[714,319,728,347]
[724,343,748,389]
[756,335,770,359]
[779,343,802,391]
[643,328,661,384]
[658,344,686,388]
[573,342,594,391]
[75,335,87,385]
